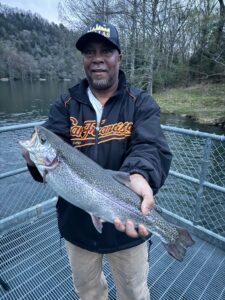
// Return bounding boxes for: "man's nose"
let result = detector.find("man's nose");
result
[92,50,104,61]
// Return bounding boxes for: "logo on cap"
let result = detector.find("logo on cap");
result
[88,24,110,38]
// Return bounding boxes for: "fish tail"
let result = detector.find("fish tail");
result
[163,227,195,261]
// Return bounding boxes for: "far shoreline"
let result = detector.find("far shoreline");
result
[154,82,225,129]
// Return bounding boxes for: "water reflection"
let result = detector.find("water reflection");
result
[0,80,224,135]
[0,80,73,126]
[160,113,225,135]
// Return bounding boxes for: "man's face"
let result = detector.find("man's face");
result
[82,41,121,91]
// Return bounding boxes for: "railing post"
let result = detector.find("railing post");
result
[193,137,212,225]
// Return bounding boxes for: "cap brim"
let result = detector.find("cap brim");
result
[76,32,120,53]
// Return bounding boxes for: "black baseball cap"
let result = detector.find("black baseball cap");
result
[76,21,121,53]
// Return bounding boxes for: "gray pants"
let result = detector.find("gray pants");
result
[65,240,150,300]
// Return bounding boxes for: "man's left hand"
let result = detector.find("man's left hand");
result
[114,173,154,238]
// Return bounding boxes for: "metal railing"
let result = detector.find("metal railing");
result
[0,122,225,249]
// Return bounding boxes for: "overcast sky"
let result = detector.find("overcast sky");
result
[0,0,60,24]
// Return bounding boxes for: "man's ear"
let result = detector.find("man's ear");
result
[119,54,122,63]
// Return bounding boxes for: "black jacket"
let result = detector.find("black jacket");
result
[28,70,172,253]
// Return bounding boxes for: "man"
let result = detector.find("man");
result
[22,21,172,300]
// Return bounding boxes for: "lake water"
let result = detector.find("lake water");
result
[0,80,225,135]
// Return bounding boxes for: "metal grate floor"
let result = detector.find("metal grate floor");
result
[1,211,225,300]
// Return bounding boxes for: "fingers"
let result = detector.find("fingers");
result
[114,174,153,238]
[114,218,138,237]
[138,224,149,236]
[114,218,149,238]
[141,194,155,215]
[129,173,155,215]
[114,218,125,232]
[125,220,139,238]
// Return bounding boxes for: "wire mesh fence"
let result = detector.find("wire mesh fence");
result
[0,172,55,219]
[157,127,225,238]
[0,124,56,223]
[0,123,225,239]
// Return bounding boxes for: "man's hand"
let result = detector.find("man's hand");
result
[21,147,35,167]
[114,173,154,238]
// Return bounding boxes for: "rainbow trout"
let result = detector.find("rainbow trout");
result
[19,126,194,261]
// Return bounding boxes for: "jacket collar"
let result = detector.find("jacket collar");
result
[68,70,127,105]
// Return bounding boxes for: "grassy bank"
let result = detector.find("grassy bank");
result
[154,83,225,126]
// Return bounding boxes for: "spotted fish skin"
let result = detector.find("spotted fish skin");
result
[19,126,195,261]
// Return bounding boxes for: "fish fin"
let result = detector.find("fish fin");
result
[106,170,131,187]
[176,228,195,248]
[90,214,104,234]
[163,228,195,262]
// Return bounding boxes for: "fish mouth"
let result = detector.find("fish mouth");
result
[19,129,38,150]
[19,126,59,170]
[44,156,59,170]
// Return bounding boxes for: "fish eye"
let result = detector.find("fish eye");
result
[40,135,46,144]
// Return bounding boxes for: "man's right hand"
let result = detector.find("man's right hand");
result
[114,173,154,238]
[21,147,35,166]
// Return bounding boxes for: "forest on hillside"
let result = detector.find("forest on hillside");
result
[0,3,82,82]
[0,0,225,93]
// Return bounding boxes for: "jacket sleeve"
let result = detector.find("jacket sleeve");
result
[120,92,172,195]
[27,95,71,182]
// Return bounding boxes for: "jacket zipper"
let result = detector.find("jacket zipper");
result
[94,107,104,162]
[75,95,103,162]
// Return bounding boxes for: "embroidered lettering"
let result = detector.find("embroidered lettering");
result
[70,117,133,147]
[70,117,96,139]
[99,122,133,137]
[88,24,110,38]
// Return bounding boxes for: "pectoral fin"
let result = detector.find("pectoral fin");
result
[90,214,104,233]
[106,170,131,188]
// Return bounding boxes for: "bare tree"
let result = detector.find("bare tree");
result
[58,0,225,88]
[58,0,121,29]
[188,0,225,80]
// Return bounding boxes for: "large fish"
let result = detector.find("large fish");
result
[19,126,194,261]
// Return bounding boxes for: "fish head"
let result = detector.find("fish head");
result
[19,126,58,170]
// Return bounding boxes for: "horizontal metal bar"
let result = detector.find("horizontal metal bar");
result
[0,121,45,133]
[169,170,225,193]
[0,197,57,235]
[0,167,27,179]
[161,125,225,141]
[0,122,224,141]
[202,180,225,193]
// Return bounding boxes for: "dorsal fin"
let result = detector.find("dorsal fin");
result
[105,170,131,187]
